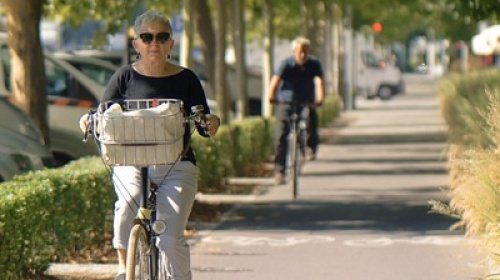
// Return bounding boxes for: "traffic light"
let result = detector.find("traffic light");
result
[372,22,383,33]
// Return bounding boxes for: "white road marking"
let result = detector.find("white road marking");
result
[200,235,336,247]
[344,236,472,247]
[197,235,472,248]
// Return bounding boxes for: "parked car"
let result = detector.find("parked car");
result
[62,49,127,67]
[0,33,102,166]
[0,96,54,182]
[353,33,405,100]
[355,50,405,100]
[53,52,118,87]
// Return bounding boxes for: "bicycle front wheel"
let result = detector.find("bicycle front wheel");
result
[290,133,300,199]
[126,224,151,280]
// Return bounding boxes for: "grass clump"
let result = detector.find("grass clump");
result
[435,70,500,276]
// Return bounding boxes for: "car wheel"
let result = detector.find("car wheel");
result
[52,152,74,168]
[378,85,393,100]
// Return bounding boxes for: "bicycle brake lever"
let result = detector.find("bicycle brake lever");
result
[82,111,94,143]
[190,105,210,134]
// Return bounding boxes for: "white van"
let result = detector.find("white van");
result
[353,33,404,100]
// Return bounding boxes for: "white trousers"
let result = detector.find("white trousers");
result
[112,161,198,280]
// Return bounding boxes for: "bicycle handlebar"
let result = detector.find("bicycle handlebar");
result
[189,105,209,133]
[81,101,210,142]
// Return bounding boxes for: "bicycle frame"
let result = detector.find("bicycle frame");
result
[285,103,309,199]
[126,167,162,280]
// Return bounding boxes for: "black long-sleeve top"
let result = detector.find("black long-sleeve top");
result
[101,64,211,165]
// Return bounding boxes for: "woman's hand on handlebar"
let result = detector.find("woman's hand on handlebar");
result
[204,114,220,136]
[79,110,96,142]
[310,100,323,109]
[79,113,90,133]
[269,98,280,105]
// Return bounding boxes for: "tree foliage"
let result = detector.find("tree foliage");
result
[244,0,479,45]
[42,1,182,45]
[341,0,477,43]
[445,0,500,22]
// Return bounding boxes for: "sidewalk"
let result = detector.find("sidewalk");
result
[188,74,483,280]
[46,74,483,280]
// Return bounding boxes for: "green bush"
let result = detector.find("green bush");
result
[317,95,340,127]
[190,116,275,192]
[0,157,113,279]
[438,69,500,148]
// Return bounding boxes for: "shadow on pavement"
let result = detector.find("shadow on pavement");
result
[215,200,459,235]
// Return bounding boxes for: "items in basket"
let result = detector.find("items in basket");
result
[97,101,186,166]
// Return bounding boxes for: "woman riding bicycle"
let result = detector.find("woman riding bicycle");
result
[81,10,219,280]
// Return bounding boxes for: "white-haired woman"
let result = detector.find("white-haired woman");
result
[98,10,219,280]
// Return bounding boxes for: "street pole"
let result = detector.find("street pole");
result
[262,0,274,118]
[343,6,353,111]
[426,28,436,76]
[179,0,193,68]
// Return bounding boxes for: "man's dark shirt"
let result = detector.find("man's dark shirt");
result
[276,56,323,103]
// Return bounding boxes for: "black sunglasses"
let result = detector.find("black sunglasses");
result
[138,32,171,45]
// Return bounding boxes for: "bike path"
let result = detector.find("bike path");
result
[189,74,484,280]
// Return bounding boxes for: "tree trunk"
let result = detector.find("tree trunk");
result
[331,3,341,95]
[232,0,248,119]
[179,0,194,69]
[3,0,49,145]
[193,0,216,99]
[215,0,230,123]
[262,0,274,118]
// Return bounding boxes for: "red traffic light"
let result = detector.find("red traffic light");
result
[372,22,383,33]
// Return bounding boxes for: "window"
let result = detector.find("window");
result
[361,51,384,68]
[43,59,97,102]
[45,59,68,97]
[1,45,11,91]
[67,60,116,86]
[1,46,96,103]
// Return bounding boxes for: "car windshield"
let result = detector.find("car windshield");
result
[1,46,98,103]
[361,51,384,68]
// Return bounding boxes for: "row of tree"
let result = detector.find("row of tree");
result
[1,0,499,144]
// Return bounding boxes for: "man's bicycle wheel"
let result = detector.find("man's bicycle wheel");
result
[290,133,300,199]
[126,224,151,280]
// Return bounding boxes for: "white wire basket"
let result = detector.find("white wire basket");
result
[94,99,186,166]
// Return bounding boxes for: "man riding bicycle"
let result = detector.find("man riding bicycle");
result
[267,36,325,185]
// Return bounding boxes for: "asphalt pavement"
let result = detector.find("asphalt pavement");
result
[47,73,485,280]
